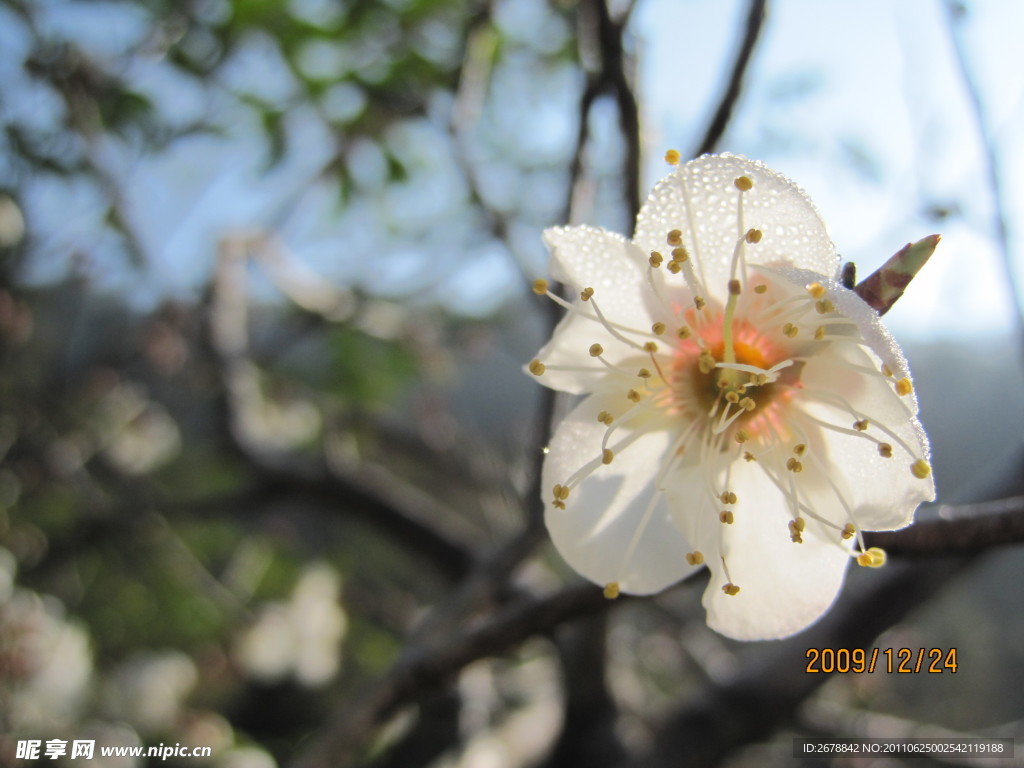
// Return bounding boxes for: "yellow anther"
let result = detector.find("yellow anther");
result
[755,373,768,386]
[788,519,804,543]
[677,326,691,339]
[643,341,658,353]
[589,343,604,357]
[649,251,663,268]
[857,547,887,568]
[580,286,594,301]
[717,378,731,390]
[602,449,614,465]
[637,368,652,379]
[734,176,753,191]
[651,321,666,335]
[532,278,549,295]
[664,149,681,166]
[881,364,894,377]
[806,282,826,299]
[553,500,565,510]
[671,246,689,262]
[745,228,762,244]
[553,484,570,501]
[667,261,682,274]
[911,459,932,479]
[685,551,705,566]
[841,523,856,540]
[728,279,742,296]
[853,419,869,432]
[725,391,739,404]
[877,442,893,458]
[597,410,614,425]
[719,510,734,524]
[667,229,683,246]
[722,583,741,596]
[698,353,716,374]
[720,491,738,505]
[782,322,799,338]
[814,326,826,340]
[896,377,913,396]
[603,582,620,599]
[739,397,755,411]
[529,359,546,376]
[786,457,803,473]
[815,299,835,314]
[734,429,750,444]
[627,389,641,403]
[694,296,706,310]
[753,284,768,294]
[793,443,806,456]
[743,451,756,462]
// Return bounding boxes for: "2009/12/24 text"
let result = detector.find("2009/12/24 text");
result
[805,647,958,673]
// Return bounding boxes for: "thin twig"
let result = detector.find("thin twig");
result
[692,0,768,158]
[595,0,642,220]
[943,1,1024,357]
[294,5,643,763]
[570,0,643,222]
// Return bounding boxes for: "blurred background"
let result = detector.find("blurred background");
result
[1,0,1023,766]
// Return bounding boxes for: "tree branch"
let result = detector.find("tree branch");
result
[291,583,612,768]
[290,488,1024,768]
[626,555,973,768]
[692,0,769,158]
[865,495,1024,556]
[204,236,477,582]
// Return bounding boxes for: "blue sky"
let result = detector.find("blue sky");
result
[636,0,1024,340]
[4,0,1021,341]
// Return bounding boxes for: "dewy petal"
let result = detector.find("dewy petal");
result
[543,395,699,594]
[799,338,914,427]
[670,459,852,641]
[528,309,647,395]
[543,225,660,331]
[634,154,840,291]
[527,153,936,641]
[797,398,934,530]
[825,275,917,386]
[772,266,916,388]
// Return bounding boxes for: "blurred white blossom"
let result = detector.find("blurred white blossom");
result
[235,563,346,686]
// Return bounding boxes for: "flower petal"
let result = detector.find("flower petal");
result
[526,310,651,395]
[543,225,662,331]
[771,266,917,388]
[799,337,915,428]
[796,398,934,530]
[529,154,936,641]
[634,154,839,292]
[825,277,918,387]
[669,458,852,640]
[543,395,699,594]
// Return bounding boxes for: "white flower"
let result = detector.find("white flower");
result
[526,153,935,641]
